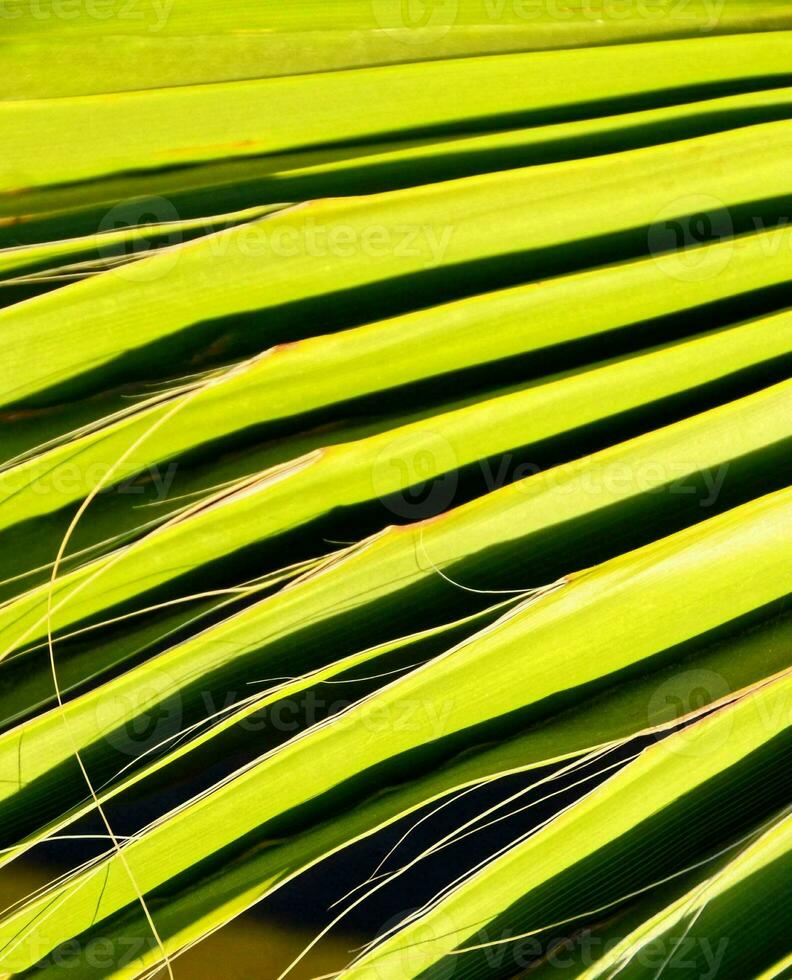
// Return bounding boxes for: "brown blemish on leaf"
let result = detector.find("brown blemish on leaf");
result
[0,407,51,422]
[189,333,235,366]
[0,213,31,227]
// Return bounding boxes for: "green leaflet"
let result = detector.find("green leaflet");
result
[16,90,792,606]
[12,597,789,979]
[0,404,472,610]
[0,484,791,972]
[6,118,792,411]
[3,17,792,977]
[477,805,776,979]
[0,597,521,870]
[3,313,792,672]
[6,578,791,979]
[577,809,792,979]
[5,34,792,195]
[0,204,287,281]
[344,673,792,979]
[6,0,789,39]
[5,119,792,410]
[0,376,517,602]
[0,375,788,833]
[6,1,792,99]
[11,84,792,249]
[0,377,790,832]
[0,556,323,729]
[6,212,792,459]
[755,952,792,979]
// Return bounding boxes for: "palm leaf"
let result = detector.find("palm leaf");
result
[2,11,792,979]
